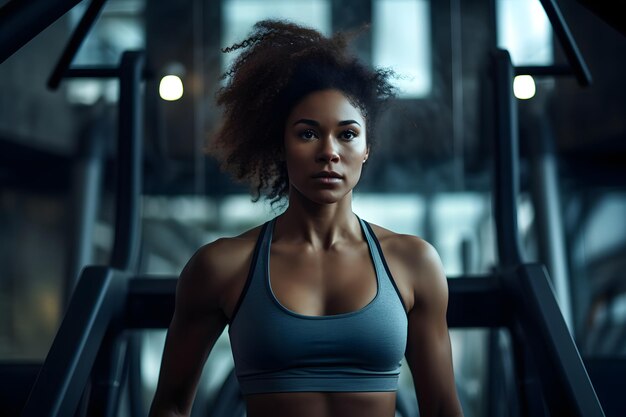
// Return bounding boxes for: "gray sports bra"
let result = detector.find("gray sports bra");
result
[228,216,409,395]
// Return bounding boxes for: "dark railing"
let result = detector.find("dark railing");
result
[46,0,108,89]
[1,1,148,414]
[492,49,524,268]
[2,0,607,415]
[110,51,145,272]
[21,264,605,417]
[21,267,129,416]
[538,0,592,86]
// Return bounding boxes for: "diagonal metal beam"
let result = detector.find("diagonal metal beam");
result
[0,0,83,64]
[47,0,108,90]
[538,0,592,86]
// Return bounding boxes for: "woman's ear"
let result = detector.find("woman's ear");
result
[363,145,370,163]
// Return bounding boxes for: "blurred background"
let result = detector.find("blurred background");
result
[1,0,625,416]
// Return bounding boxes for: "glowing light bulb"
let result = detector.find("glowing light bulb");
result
[513,75,536,100]
[159,75,183,101]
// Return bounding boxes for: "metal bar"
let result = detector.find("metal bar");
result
[86,334,129,417]
[63,128,107,308]
[449,0,465,190]
[110,51,145,272]
[0,0,83,64]
[509,323,548,417]
[514,65,573,77]
[64,67,152,79]
[492,49,524,267]
[447,276,512,327]
[122,276,512,329]
[538,0,592,86]
[47,0,107,90]
[21,267,129,417]
[65,67,120,78]
[497,325,530,417]
[97,51,145,417]
[22,267,605,415]
[505,264,606,417]
[127,333,146,417]
[125,278,177,328]
[529,116,573,331]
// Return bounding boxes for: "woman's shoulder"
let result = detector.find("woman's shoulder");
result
[176,223,266,301]
[366,221,436,259]
[190,224,265,280]
[366,221,447,301]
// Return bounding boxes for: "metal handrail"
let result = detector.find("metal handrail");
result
[21,264,605,417]
[110,51,145,272]
[538,0,592,86]
[21,267,129,417]
[47,0,108,90]
[492,49,524,268]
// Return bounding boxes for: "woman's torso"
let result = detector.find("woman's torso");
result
[216,219,415,417]
[244,391,397,417]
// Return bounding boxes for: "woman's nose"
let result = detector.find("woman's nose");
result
[316,136,340,163]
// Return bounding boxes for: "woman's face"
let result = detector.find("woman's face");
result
[283,89,369,205]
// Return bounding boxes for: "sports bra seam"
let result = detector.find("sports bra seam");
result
[362,221,410,316]
[228,221,269,327]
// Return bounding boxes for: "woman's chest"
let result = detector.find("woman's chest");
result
[268,246,378,316]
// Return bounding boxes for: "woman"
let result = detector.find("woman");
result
[150,20,463,417]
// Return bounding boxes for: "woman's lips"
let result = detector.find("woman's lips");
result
[312,171,342,178]
[311,171,343,184]
[312,176,342,184]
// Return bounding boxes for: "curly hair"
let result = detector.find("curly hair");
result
[208,19,396,203]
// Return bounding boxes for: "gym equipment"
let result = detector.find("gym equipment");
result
[0,0,611,415]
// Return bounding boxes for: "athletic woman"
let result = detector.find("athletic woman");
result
[149,20,463,417]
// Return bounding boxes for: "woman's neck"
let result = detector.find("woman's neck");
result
[277,190,361,250]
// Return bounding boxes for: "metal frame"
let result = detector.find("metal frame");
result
[47,0,108,89]
[21,265,605,417]
[492,49,524,268]
[4,0,605,415]
[537,0,592,86]
[488,47,603,416]
[20,267,129,416]
[110,51,145,272]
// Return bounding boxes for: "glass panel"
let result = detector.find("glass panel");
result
[221,0,331,72]
[496,0,553,65]
[66,0,146,105]
[372,0,431,98]
[70,0,146,66]
[569,192,626,356]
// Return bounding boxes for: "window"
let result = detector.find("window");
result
[496,0,553,65]
[372,0,432,98]
[221,0,331,73]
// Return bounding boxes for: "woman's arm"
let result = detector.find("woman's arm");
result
[403,238,464,417]
[149,244,229,417]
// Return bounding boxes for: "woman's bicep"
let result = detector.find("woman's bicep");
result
[149,248,229,417]
[404,241,463,417]
[406,305,460,416]
[151,307,227,416]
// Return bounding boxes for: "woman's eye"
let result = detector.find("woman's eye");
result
[340,130,357,140]
[299,130,316,140]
